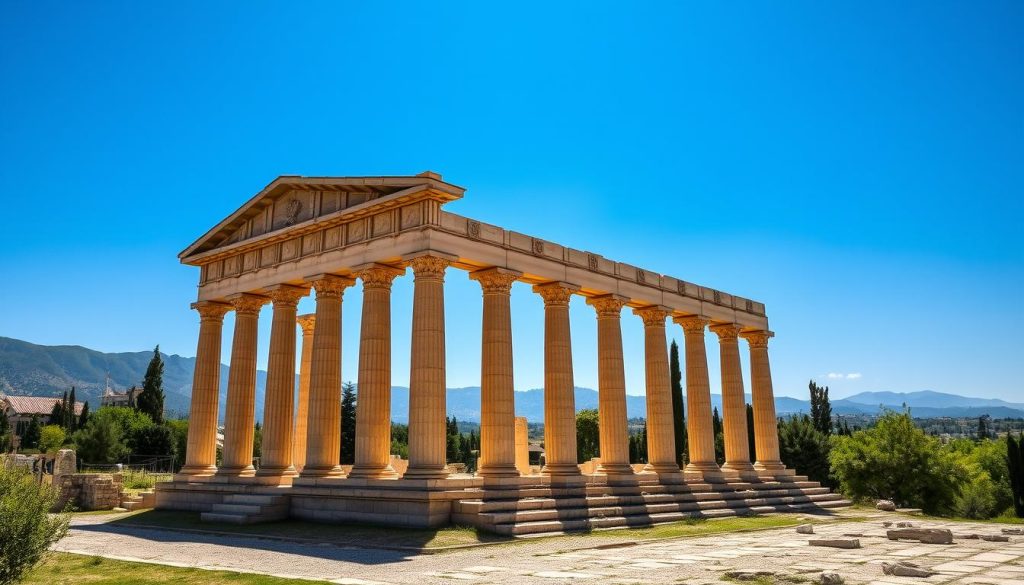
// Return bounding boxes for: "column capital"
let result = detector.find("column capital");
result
[308,274,356,298]
[409,255,451,280]
[632,305,672,327]
[469,267,521,294]
[586,294,628,318]
[192,301,232,322]
[673,314,710,335]
[740,330,774,349]
[296,313,316,335]
[532,281,579,305]
[356,264,405,290]
[709,322,742,341]
[226,293,269,315]
[265,284,309,307]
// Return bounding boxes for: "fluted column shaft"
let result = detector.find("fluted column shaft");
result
[587,295,631,475]
[471,268,521,477]
[180,301,231,476]
[405,256,450,479]
[711,323,754,475]
[293,314,315,472]
[218,293,268,476]
[301,275,353,478]
[349,265,404,479]
[635,306,677,474]
[674,316,721,478]
[257,285,308,479]
[741,330,786,473]
[534,282,580,476]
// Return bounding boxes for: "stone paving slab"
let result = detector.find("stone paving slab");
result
[53,513,1024,584]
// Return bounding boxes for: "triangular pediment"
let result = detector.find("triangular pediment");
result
[179,172,463,263]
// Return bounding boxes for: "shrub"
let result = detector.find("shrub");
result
[778,415,834,487]
[72,416,126,464]
[37,425,66,455]
[829,410,969,514]
[0,464,69,584]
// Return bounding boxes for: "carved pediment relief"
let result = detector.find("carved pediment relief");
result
[180,173,464,264]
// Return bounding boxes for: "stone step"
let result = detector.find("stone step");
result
[474,493,845,525]
[222,494,289,506]
[200,512,255,525]
[120,501,146,511]
[483,499,852,536]
[210,503,264,515]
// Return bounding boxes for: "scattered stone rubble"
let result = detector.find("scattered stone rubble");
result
[886,528,953,544]
[808,538,860,549]
[881,561,935,578]
[875,499,896,511]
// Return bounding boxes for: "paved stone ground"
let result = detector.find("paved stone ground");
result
[55,512,1024,585]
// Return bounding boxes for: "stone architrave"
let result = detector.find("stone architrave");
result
[257,284,308,479]
[300,275,354,478]
[470,267,522,478]
[740,330,787,475]
[292,313,316,473]
[586,294,631,475]
[710,323,756,478]
[349,264,405,479]
[404,255,451,480]
[674,315,722,480]
[179,301,231,477]
[634,306,678,474]
[534,282,581,477]
[218,293,269,477]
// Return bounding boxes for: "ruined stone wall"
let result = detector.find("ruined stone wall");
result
[54,473,123,511]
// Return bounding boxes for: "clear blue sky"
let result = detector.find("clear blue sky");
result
[1,2,1021,402]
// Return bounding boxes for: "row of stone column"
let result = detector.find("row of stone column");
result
[180,255,784,482]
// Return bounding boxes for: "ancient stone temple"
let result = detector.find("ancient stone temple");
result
[156,171,848,533]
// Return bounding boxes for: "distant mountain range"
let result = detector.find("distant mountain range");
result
[2,336,1021,422]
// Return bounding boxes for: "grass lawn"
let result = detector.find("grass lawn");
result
[108,509,835,549]
[22,552,326,584]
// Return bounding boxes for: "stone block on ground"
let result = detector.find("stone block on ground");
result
[725,569,775,581]
[819,571,844,585]
[1001,528,1024,535]
[808,538,860,549]
[796,524,814,534]
[895,521,914,528]
[886,528,952,544]
[981,534,1010,542]
[881,561,935,578]
[875,499,896,511]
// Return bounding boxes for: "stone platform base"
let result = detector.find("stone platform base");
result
[156,471,849,534]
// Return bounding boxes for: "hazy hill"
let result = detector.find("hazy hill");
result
[2,336,1021,422]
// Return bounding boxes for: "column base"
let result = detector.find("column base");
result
[476,464,521,478]
[177,464,217,478]
[754,460,795,478]
[255,465,299,478]
[594,462,634,476]
[347,464,399,479]
[721,461,760,481]
[683,461,726,483]
[299,465,346,479]
[541,463,583,477]
[643,462,683,475]
[215,465,256,478]
[402,466,450,480]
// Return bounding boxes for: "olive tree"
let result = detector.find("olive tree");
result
[0,464,69,584]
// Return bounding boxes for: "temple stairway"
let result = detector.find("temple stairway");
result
[452,475,851,535]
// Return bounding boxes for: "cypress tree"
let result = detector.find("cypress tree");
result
[746,403,756,463]
[23,414,42,450]
[49,398,63,429]
[669,340,687,466]
[977,416,989,440]
[1009,432,1024,518]
[340,382,357,464]
[809,380,833,435]
[78,401,91,430]
[0,409,10,452]
[68,387,77,431]
[138,346,166,423]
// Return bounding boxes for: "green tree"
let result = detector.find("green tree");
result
[72,416,126,464]
[130,424,177,460]
[778,415,832,486]
[0,409,10,452]
[808,380,832,435]
[575,408,600,463]
[1008,432,1024,517]
[137,345,166,424]
[712,407,724,463]
[629,422,648,464]
[390,423,409,459]
[669,340,687,466]
[446,416,462,463]
[947,437,1013,517]
[829,410,969,514]
[340,382,357,465]
[252,421,262,461]
[0,464,70,585]
[49,396,64,430]
[21,415,41,451]
[746,403,756,463]
[67,387,77,432]
[77,401,90,430]
[38,425,66,454]
[166,419,189,471]
[977,416,989,440]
